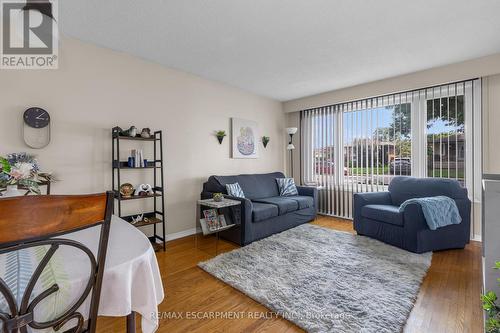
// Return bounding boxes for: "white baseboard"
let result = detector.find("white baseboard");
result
[165,227,197,242]
[471,234,482,242]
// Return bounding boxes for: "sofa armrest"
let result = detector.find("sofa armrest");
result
[223,195,253,245]
[296,186,316,197]
[353,191,392,223]
[296,186,318,211]
[223,195,253,214]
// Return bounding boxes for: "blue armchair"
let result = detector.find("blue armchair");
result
[353,176,471,253]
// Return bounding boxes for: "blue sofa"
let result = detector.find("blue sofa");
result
[201,172,318,245]
[353,176,471,253]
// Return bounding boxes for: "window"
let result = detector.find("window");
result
[343,102,412,191]
[300,79,481,226]
[426,94,465,184]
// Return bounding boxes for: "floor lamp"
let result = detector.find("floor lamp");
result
[286,127,298,178]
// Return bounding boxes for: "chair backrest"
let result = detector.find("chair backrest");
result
[388,176,468,206]
[0,192,113,333]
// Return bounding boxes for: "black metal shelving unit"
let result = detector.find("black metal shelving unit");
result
[111,126,166,251]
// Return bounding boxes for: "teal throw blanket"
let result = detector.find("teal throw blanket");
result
[399,196,462,230]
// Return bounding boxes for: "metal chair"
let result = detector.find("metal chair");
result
[0,192,113,333]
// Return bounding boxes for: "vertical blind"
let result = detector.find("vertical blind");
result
[300,79,481,233]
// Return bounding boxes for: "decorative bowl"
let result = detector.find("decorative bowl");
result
[120,183,135,197]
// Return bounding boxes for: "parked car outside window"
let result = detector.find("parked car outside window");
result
[390,157,411,175]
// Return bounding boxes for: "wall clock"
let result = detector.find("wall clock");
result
[23,107,51,148]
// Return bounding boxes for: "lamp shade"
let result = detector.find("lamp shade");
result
[286,127,298,135]
[287,144,295,150]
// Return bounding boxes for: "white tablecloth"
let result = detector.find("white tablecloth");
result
[0,215,164,333]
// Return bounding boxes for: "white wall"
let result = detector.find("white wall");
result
[285,54,500,173]
[483,74,500,174]
[0,37,285,236]
[284,53,500,113]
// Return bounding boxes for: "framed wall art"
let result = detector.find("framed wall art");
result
[231,118,259,159]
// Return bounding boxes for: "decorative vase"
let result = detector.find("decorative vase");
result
[121,126,137,137]
[216,135,225,144]
[140,128,151,138]
[4,185,23,197]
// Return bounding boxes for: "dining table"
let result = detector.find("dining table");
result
[0,215,164,333]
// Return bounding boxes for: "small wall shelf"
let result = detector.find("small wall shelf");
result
[111,127,166,251]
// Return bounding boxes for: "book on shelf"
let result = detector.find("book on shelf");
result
[218,215,227,227]
[131,149,144,167]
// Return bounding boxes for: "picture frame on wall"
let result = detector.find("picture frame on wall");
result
[231,118,259,159]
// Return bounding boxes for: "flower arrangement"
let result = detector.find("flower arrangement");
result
[0,153,52,194]
[483,261,500,333]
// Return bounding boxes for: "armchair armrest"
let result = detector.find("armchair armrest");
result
[353,191,392,222]
[401,202,429,231]
[402,198,471,252]
[354,191,392,205]
[401,202,435,252]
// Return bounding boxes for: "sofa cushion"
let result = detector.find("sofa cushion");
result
[388,176,468,206]
[225,182,245,198]
[287,195,314,209]
[276,178,299,196]
[253,197,299,215]
[361,204,403,226]
[212,172,285,199]
[252,202,279,222]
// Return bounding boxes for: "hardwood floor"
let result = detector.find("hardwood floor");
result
[97,216,483,333]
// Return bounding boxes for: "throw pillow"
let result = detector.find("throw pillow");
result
[276,178,298,196]
[226,182,245,198]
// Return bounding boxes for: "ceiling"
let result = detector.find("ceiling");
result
[59,0,500,101]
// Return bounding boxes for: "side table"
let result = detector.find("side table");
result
[196,198,241,255]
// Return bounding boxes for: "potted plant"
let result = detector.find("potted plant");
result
[213,193,224,202]
[262,136,270,148]
[215,130,227,144]
[482,261,500,332]
[0,153,53,196]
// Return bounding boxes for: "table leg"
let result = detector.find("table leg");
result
[215,231,219,255]
[127,312,136,333]
[195,203,200,250]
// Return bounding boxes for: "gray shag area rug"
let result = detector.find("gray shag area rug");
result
[198,224,432,333]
